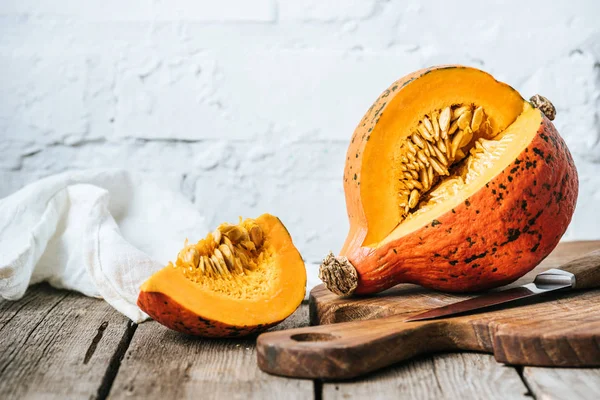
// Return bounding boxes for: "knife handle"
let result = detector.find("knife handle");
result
[559,249,600,289]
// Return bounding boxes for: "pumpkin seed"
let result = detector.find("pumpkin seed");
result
[457,110,472,130]
[223,236,234,251]
[198,256,206,273]
[453,105,470,119]
[431,111,440,140]
[182,247,199,267]
[423,116,434,137]
[412,133,426,149]
[406,141,418,154]
[233,258,244,274]
[459,127,474,147]
[219,244,235,269]
[437,137,447,153]
[408,189,420,208]
[249,226,263,247]
[444,138,451,158]
[420,168,429,190]
[240,240,256,252]
[448,120,459,135]
[451,130,465,158]
[205,256,216,275]
[471,107,484,131]
[212,229,222,244]
[439,107,451,137]
[423,145,431,157]
[427,165,434,185]
[429,157,448,176]
[418,124,434,142]
[213,249,228,271]
[412,180,424,190]
[426,141,436,156]
[432,145,448,166]
[220,224,240,242]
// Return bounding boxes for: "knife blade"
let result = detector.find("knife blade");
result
[405,251,599,322]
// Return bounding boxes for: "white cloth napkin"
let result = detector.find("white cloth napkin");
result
[0,169,321,323]
[0,170,209,322]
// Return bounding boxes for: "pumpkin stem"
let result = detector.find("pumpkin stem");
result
[530,94,556,121]
[318,252,358,296]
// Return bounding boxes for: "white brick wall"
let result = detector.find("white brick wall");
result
[1,0,599,262]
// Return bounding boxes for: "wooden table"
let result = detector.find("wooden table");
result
[1,285,599,399]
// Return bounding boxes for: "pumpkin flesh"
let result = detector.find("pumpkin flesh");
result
[355,67,526,247]
[138,214,306,336]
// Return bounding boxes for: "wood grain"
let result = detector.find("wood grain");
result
[523,367,600,400]
[108,303,312,399]
[560,249,600,289]
[322,353,529,400]
[0,284,134,399]
[257,241,600,379]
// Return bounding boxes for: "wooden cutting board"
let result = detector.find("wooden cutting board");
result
[257,240,600,379]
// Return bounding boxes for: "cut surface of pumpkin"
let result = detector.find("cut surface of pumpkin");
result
[138,214,306,337]
[321,66,577,296]
[384,103,541,245]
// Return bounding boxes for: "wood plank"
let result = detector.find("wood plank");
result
[108,303,313,400]
[323,353,528,400]
[0,284,134,399]
[523,367,600,400]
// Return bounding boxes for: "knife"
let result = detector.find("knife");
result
[406,249,600,321]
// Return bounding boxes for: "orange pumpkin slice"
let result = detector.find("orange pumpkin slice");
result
[320,66,578,295]
[138,214,306,337]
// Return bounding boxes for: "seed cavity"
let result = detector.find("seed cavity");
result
[397,104,498,220]
[170,219,268,282]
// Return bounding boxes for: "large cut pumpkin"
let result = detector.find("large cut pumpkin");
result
[138,214,306,337]
[319,66,578,296]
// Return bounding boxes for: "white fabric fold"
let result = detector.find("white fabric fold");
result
[0,169,210,323]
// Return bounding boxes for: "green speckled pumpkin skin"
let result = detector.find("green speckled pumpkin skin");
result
[138,291,277,337]
[346,111,578,293]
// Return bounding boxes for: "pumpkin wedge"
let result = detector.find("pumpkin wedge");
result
[320,66,578,295]
[138,214,306,337]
